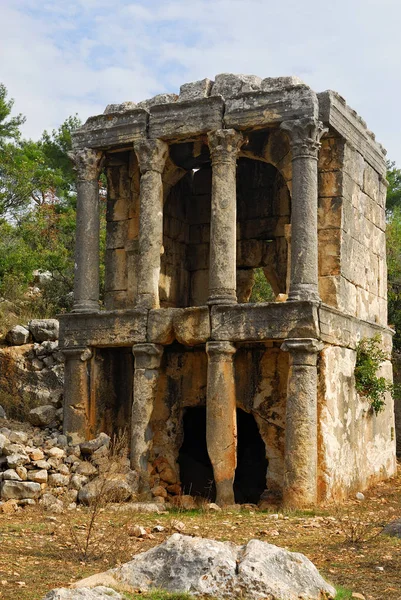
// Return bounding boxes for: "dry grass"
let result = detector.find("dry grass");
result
[0,467,401,600]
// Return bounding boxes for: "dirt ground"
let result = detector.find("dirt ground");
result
[0,468,400,600]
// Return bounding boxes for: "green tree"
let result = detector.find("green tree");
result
[0,83,25,145]
[386,160,401,212]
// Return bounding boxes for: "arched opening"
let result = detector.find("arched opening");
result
[178,406,216,500]
[236,157,291,303]
[234,408,268,504]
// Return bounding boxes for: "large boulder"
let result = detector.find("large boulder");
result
[28,405,58,428]
[79,433,110,456]
[28,319,59,342]
[78,471,138,505]
[71,534,336,599]
[6,325,30,346]
[0,480,41,500]
[382,519,401,538]
[43,587,123,599]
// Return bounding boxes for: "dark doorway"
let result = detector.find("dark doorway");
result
[178,407,216,500]
[234,409,268,504]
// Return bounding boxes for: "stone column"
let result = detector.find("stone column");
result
[62,347,92,445]
[131,343,164,496]
[133,140,169,309]
[207,129,244,305]
[206,341,237,505]
[280,119,327,302]
[70,148,104,312]
[281,338,324,507]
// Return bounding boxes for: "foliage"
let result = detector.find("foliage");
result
[386,160,401,212]
[334,588,353,599]
[354,334,392,414]
[249,267,275,302]
[0,83,25,145]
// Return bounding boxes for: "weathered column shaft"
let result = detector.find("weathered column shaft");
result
[281,119,327,302]
[62,347,92,445]
[208,129,244,305]
[281,338,323,507]
[206,341,237,505]
[131,343,163,496]
[70,148,104,312]
[133,140,168,309]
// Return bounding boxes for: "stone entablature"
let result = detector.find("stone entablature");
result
[61,73,395,509]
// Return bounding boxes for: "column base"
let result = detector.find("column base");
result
[287,284,320,303]
[72,301,99,313]
[216,479,235,506]
[207,293,237,305]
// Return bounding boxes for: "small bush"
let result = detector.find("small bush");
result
[354,334,392,414]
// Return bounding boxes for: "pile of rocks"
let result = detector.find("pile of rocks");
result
[0,425,139,514]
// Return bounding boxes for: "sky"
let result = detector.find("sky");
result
[1,0,401,164]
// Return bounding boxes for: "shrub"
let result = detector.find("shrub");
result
[354,334,392,414]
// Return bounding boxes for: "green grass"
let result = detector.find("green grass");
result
[335,587,353,599]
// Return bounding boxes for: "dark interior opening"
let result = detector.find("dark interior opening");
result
[178,406,216,500]
[234,409,268,504]
[93,347,133,442]
[178,406,268,504]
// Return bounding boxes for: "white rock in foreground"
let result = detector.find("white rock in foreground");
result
[65,534,335,599]
[43,587,123,599]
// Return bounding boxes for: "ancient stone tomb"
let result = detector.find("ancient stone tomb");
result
[60,73,396,507]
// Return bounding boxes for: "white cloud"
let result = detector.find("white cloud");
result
[1,0,400,163]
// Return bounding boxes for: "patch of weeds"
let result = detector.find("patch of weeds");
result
[334,587,353,599]
[355,334,392,414]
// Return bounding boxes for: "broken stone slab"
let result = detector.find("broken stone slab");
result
[103,101,136,114]
[43,587,124,600]
[261,76,306,91]
[80,433,110,456]
[179,78,214,101]
[28,405,58,428]
[78,472,138,505]
[211,73,262,98]
[109,502,163,513]
[0,480,41,500]
[136,93,178,111]
[6,325,30,346]
[71,534,336,599]
[29,319,59,342]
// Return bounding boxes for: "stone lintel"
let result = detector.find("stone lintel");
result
[148,96,224,141]
[72,109,148,151]
[132,343,163,369]
[148,306,210,346]
[319,303,393,351]
[224,86,319,130]
[211,301,320,342]
[58,310,148,348]
[318,91,387,177]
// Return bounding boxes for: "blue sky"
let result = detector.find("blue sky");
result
[1,0,401,164]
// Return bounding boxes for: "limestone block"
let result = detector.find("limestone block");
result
[173,307,210,346]
[318,170,342,198]
[318,137,344,172]
[147,308,176,344]
[136,93,178,111]
[190,269,209,306]
[104,102,136,114]
[104,291,128,311]
[261,76,305,91]
[211,302,319,342]
[59,310,147,348]
[72,110,148,150]
[342,172,360,207]
[317,196,342,229]
[237,239,264,268]
[224,86,318,129]
[179,78,213,101]
[105,249,127,292]
[188,243,209,271]
[29,319,59,342]
[378,257,387,299]
[378,177,388,209]
[343,143,365,187]
[211,73,262,98]
[6,325,30,346]
[106,220,128,250]
[318,229,341,276]
[363,162,380,202]
[262,129,291,172]
[28,405,58,428]
[149,97,224,141]
[0,480,40,500]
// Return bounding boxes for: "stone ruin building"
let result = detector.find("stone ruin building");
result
[59,74,397,507]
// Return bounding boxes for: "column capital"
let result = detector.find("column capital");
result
[280,118,328,160]
[61,347,93,361]
[134,139,169,174]
[281,337,324,365]
[133,342,164,369]
[206,341,236,361]
[69,148,104,182]
[207,129,244,164]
